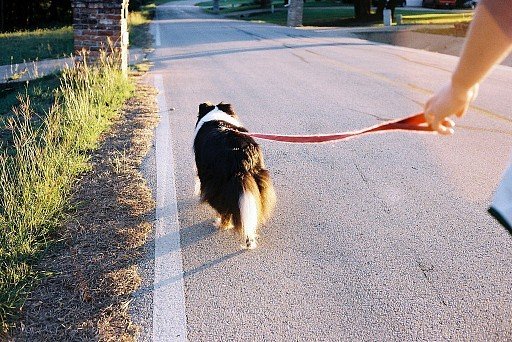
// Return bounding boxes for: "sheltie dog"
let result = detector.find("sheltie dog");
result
[193,102,276,249]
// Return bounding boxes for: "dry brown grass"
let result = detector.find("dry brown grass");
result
[9,79,159,341]
[414,22,470,37]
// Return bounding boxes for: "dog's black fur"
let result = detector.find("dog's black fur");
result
[193,102,275,249]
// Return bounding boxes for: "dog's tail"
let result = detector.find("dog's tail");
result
[253,169,276,223]
[234,171,275,249]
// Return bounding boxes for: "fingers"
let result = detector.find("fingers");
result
[425,113,455,135]
[434,117,454,135]
[442,117,455,128]
[423,81,479,135]
[437,123,454,135]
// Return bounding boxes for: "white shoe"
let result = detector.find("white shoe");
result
[489,162,512,235]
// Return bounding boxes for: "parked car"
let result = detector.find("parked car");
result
[422,0,456,8]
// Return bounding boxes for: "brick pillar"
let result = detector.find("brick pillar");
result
[72,0,129,74]
[287,0,303,27]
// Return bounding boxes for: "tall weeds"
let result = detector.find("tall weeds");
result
[0,51,134,332]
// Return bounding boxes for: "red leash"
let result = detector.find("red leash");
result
[246,113,436,143]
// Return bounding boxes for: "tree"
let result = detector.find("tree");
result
[0,0,72,32]
[375,0,397,19]
[260,0,272,8]
[353,0,371,21]
[1,0,4,32]
[386,0,397,19]
[375,0,387,18]
[213,0,220,13]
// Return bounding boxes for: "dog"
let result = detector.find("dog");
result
[193,102,276,249]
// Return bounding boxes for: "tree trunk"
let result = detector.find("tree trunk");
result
[1,0,4,32]
[353,0,371,21]
[287,0,303,26]
[386,0,397,18]
[375,0,386,18]
[260,0,272,8]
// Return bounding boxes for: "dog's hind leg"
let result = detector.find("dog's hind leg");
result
[193,164,201,196]
[214,214,234,230]
[239,192,259,249]
[194,176,201,196]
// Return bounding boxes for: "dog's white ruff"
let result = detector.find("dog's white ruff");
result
[194,107,243,140]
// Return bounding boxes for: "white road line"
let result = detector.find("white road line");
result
[153,74,187,342]
[154,23,161,47]
[152,7,161,47]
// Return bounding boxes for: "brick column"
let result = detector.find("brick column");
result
[287,0,303,27]
[72,0,129,74]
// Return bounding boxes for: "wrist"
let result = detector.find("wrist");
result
[451,73,476,98]
[451,75,471,95]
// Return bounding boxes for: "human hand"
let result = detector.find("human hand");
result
[424,82,479,135]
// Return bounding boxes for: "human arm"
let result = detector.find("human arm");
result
[424,2,512,134]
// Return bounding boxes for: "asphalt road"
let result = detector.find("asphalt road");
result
[134,1,512,340]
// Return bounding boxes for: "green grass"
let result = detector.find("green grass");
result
[0,27,73,65]
[198,0,348,14]
[244,7,356,26]
[0,75,61,149]
[238,6,472,26]
[0,51,134,332]
[303,0,352,7]
[0,76,60,121]
[197,0,262,13]
[400,12,473,24]
[129,0,176,48]
[413,25,467,36]
[197,0,346,8]
[129,4,157,49]
[207,3,263,13]
[196,0,249,6]
[153,0,181,4]
[0,0,171,64]
[208,0,473,27]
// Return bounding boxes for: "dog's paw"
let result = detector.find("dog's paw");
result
[214,217,234,230]
[244,237,257,250]
[213,217,235,230]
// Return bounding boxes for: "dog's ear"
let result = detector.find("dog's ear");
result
[216,102,236,117]
[198,102,215,117]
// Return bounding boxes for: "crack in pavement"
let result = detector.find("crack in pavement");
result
[417,260,448,307]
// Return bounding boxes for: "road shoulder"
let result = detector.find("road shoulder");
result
[10,78,159,341]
